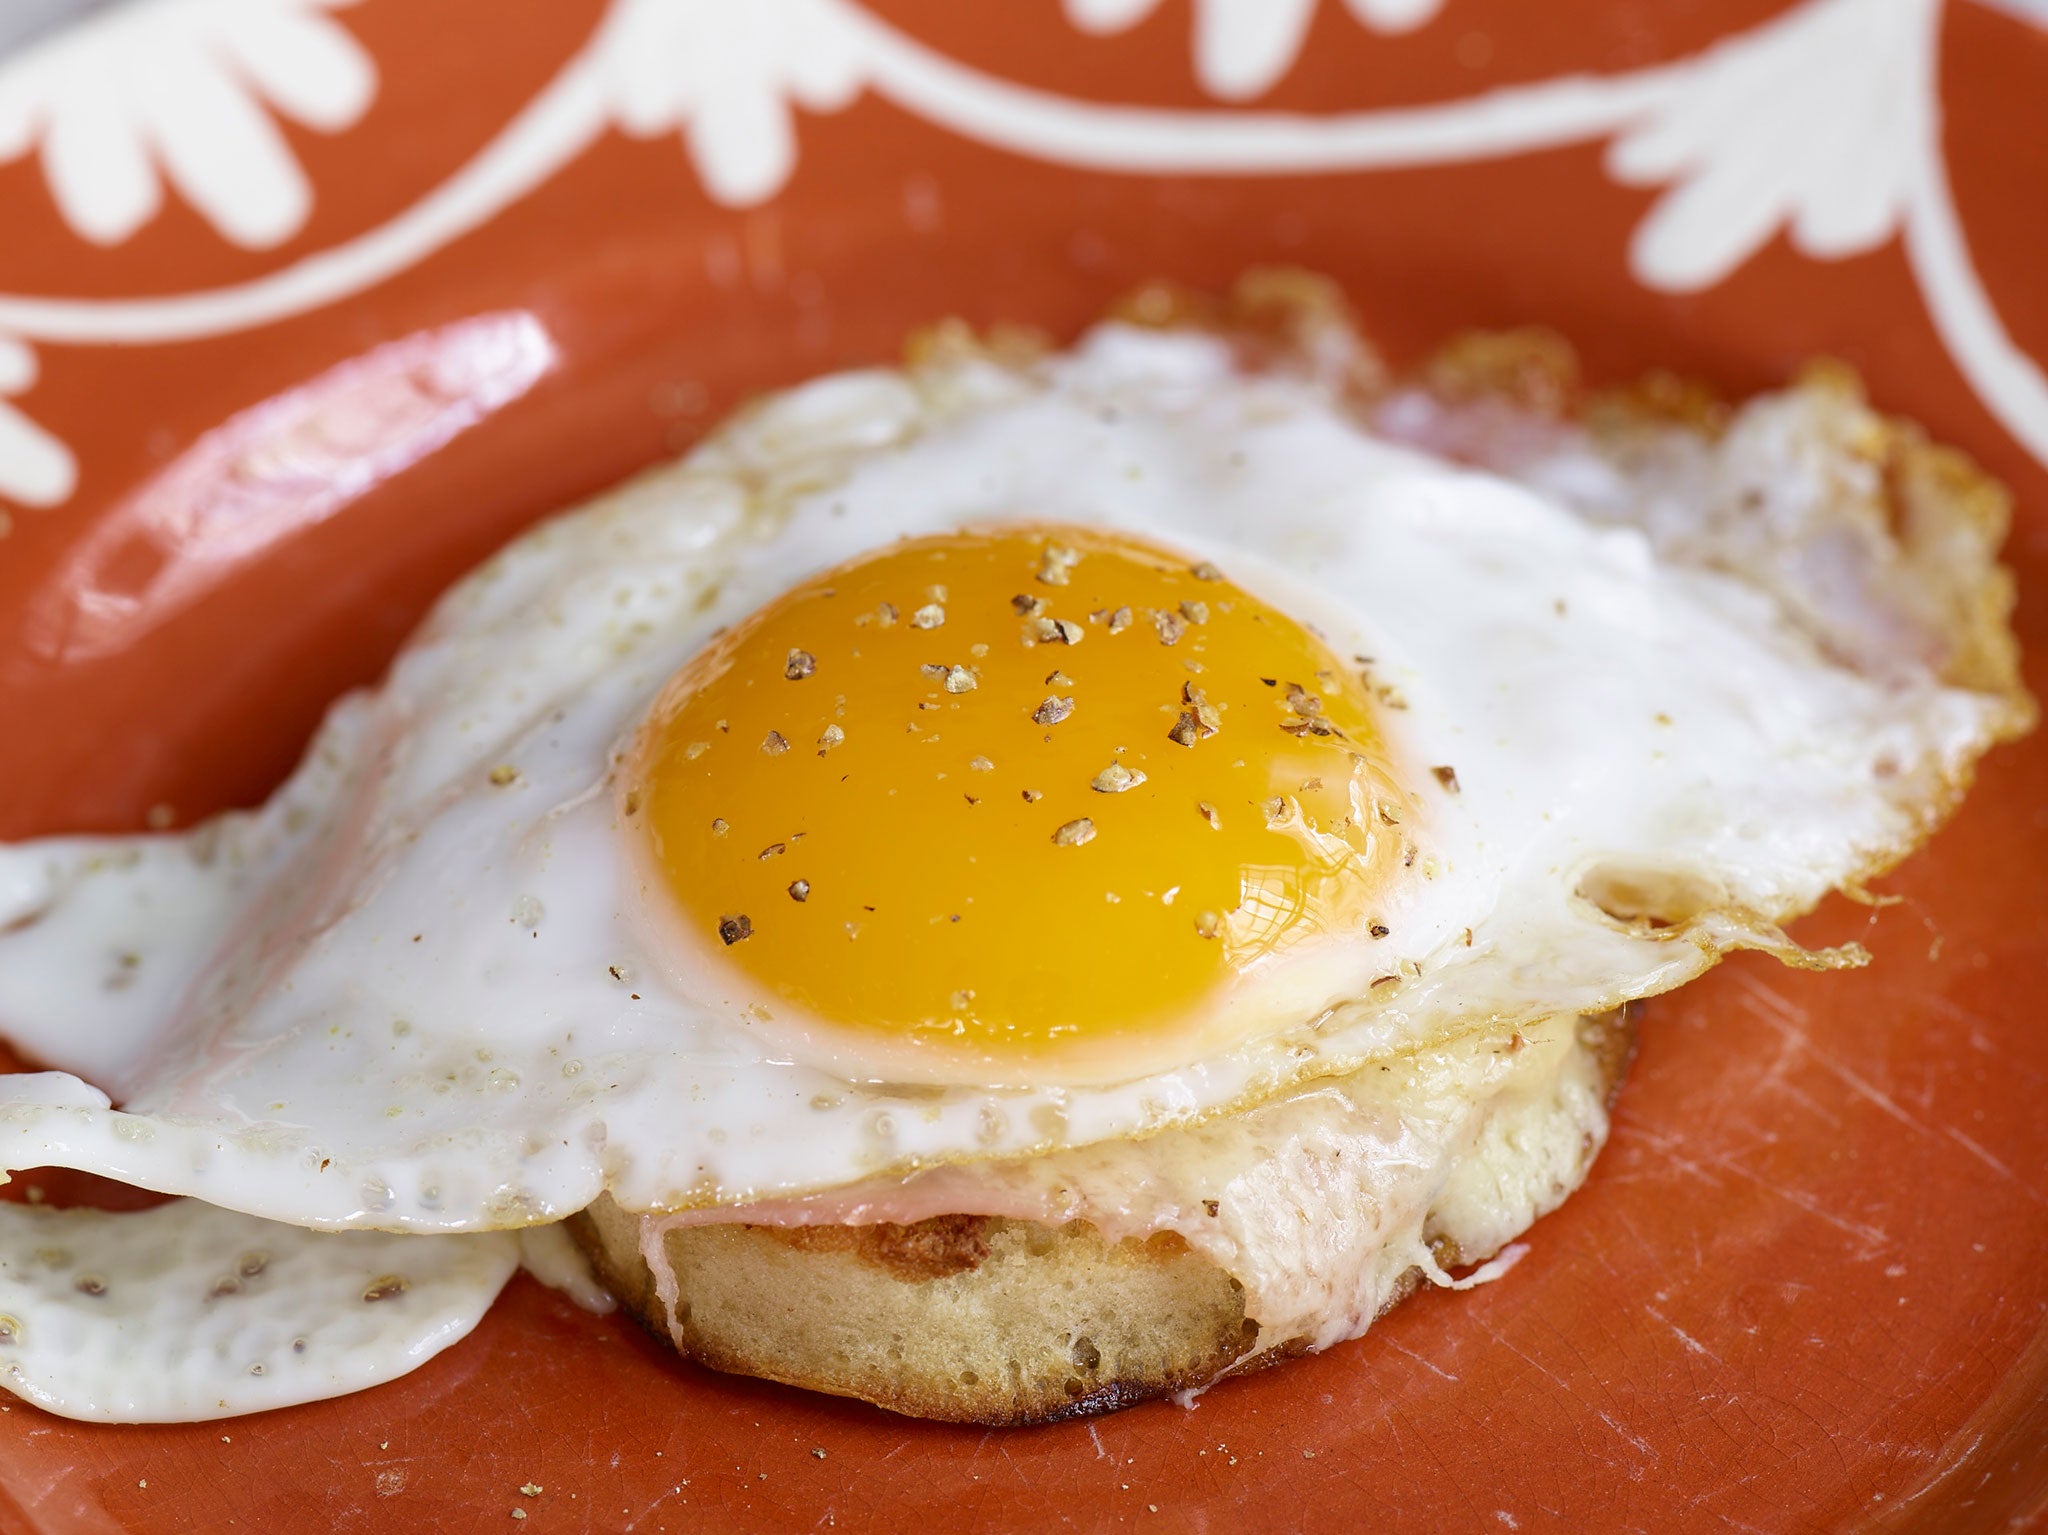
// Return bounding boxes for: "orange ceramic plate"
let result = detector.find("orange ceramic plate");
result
[1,2,2045,1530]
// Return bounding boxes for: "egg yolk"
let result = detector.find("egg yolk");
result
[626,526,1409,1075]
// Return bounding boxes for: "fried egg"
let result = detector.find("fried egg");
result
[0,318,2023,1419]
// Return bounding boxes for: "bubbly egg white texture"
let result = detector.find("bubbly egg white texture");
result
[0,325,2004,1247]
[0,1199,519,1422]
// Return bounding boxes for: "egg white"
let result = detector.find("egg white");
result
[0,324,2007,1241]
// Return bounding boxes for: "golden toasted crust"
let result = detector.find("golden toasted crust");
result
[571,1013,1636,1425]
[574,1201,1258,1424]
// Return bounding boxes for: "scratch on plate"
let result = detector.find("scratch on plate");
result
[996,1444,1031,1489]
[1087,1423,1110,1461]
[1742,972,2042,1203]
[1604,1122,1733,1192]
[1888,1430,1987,1514]
[1699,1146,1891,1252]
[1736,973,1933,1139]
[622,1483,690,1532]
[1642,1305,1721,1363]
[1472,1320,1659,1469]
[1943,1126,2045,1205]
[1382,1339,1460,1383]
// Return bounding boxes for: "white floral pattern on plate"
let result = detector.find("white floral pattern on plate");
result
[593,0,863,206]
[1062,0,1444,101]
[0,0,2041,514]
[1608,0,1936,291]
[0,0,376,248]
[0,336,73,510]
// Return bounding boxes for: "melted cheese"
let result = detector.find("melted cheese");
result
[640,1016,1610,1358]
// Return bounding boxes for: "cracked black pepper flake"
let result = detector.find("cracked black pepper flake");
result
[1181,683,1221,735]
[1378,803,1403,825]
[1153,609,1186,646]
[910,603,945,629]
[1372,973,1399,988]
[1106,606,1133,634]
[1369,922,1390,939]
[1011,593,1045,617]
[1037,544,1080,585]
[1168,712,1201,747]
[1432,765,1461,793]
[1044,669,1073,687]
[876,601,899,627]
[1091,764,1147,793]
[762,731,790,756]
[943,665,978,694]
[1262,796,1294,827]
[1203,1198,1221,1216]
[1022,788,1043,802]
[785,649,816,680]
[1286,683,1322,717]
[1033,695,1075,726]
[1197,801,1220,829]
[788,880,810,902]
[1052,817,1096,847]
[817,723,844,753]
[758,842,786,860]
[718,915,753,945]
[920,662,948,679]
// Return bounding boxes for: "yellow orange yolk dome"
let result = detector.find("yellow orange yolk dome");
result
[625,526,1412,1080]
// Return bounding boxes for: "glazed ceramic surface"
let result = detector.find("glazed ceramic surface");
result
[0,1,2045,1530]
